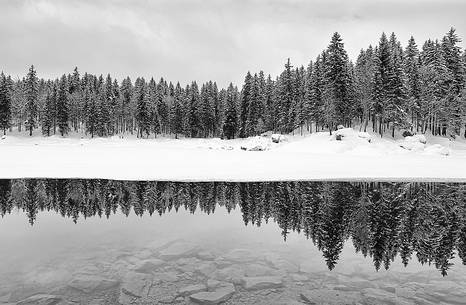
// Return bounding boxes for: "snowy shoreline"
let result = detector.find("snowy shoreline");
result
[1,130,466,182]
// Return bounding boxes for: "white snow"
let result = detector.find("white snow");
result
[0,129,465,182]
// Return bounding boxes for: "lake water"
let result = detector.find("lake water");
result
[0,180,465,305]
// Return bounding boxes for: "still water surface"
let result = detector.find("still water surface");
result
[0,180,465,304]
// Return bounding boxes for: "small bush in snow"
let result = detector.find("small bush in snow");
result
[1,135,6,140]
[402,130,414,137]
[337,124,345,130]
[271,134,286,143]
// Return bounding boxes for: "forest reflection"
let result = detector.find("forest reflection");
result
[0,179,465,276]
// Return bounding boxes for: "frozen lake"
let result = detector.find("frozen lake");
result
[0,180,465,304]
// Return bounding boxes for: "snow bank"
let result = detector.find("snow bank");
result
[398,134,451,156]
[240,136,272,151]
[271,134,287,144]
[404,134,427,144]
[423,144,451,156]
[331,128,372,143]
[0,130,465,182]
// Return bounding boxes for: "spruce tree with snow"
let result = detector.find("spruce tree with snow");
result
[403,37,421,131]
[156,78,169,134]
[41,83,55,137]
[277,58,295,133]
[294,65,307,134]
[245,73,262,136]
[119,77,133,134]
[147,78,160,137]
[373,33,392,137]
[223,83,238,139]
[84,84,97,138]
[186,81,201,137]
[0,73,11,135]
[263,75,276,132]
[68,67,81,132]
[355,47,376,132]
[239,72,253,138]
[135,78,151,138]
[25,65,39,136]
[386,33,408,137]
[324,32,355,129]
[170,82,184,139]
[441,28,465,137]
[56,75,70,136]
[308,54,326,132]
[420,40,452,136]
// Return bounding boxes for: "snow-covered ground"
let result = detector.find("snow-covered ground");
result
[1,128,466,182]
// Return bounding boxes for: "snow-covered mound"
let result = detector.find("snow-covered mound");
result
[331,128,372,143]
[398,133,452,156]
[271,134,287,143]
[240,136,272,151]
[424,144,451,156]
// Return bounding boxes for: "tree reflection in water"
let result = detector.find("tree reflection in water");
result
[0,179,465,276]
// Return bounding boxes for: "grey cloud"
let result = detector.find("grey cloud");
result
[0,0,464,87]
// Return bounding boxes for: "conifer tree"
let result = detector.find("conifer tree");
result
[41,84,55,136]
[245,73,262,136]
[239,72,253,138]
[147,78,160,137]
[171,82,184,139]
[186,81,201,137]
[0,73,11,135]
[355,47,375,131]
[25,65,38,136]
[263,75,276,132]
[223,83,238,139]
[84,84,97,137]
[308,55,326,131]
[403,37,421,131]
[56,75,70,136]
[324,32,354,129]
[386,33,408,137]
[373,33,392,136]
[119,77,133,133]
[277,58,294,133]
[134,77,150,138]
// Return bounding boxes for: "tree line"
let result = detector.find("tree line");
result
[0,179,465,276]
[0,28,465,138]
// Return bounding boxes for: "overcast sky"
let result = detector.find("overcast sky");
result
[1,0,465,87]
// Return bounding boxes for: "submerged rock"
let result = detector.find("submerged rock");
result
[222,249,261,263]
[158,242,198,260]
[300,289,362,305]
[195,262,217,277]
[133,258,165,273]
[197,250,215,260]
[178,284,207,296]
[362,288,397,305]
[244,263,277,277]
[67,275,119,293]
[211,266,245,284]
[189,283,235,305]
[264,253,299,273]
[16,294,63,305]
[119,272,152,305]
[241,276,283,290]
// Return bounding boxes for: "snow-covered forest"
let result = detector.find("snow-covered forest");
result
[0,29,465,140]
